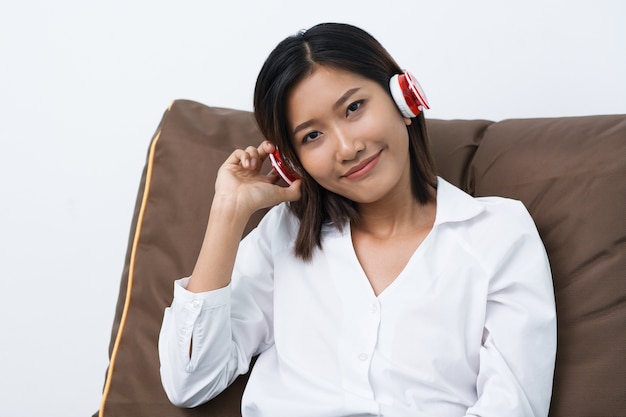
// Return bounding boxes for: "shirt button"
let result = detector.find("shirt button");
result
[358,353,369,361]
[191,299,201,308]
[370,303,378,313]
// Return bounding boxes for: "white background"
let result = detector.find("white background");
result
[0,1,624,416]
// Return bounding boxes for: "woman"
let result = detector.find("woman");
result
[159,23,556,417]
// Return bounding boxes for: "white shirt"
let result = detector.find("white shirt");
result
[158,178,556,417]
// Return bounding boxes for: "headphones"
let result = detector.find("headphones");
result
[269,150,300,185]
[389,70,430,118]
[270,70,429,184]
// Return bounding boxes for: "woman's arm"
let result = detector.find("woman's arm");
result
[188,141,301,293]
[158,141,301,407]
[466,202,557,417]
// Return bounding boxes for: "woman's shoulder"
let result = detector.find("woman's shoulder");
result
[436,177,539,237]
[435,179,547,272]
[475,195,532,223]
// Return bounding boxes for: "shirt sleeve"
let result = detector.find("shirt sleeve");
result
[465,201,557,417]
[158,206,282,407]
[158,278,237,406]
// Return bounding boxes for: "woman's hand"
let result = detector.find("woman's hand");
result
[187,141,301,293]
[214,141,302,217]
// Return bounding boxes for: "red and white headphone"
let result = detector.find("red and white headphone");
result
[389,70,430,118]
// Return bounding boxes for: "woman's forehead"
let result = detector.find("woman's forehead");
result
[287,67,374,118]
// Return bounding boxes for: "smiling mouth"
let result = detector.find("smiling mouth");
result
[342,150,383,179]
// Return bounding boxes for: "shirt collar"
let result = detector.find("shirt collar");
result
[433,176,485,226]
[322,176,484,236]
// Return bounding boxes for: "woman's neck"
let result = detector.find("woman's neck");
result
[353,184,437,240]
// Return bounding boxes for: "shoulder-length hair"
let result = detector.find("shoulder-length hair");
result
[253,22,437,260]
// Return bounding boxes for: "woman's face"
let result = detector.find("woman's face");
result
[287,66,412,204]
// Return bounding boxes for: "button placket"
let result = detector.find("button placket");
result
[362,299,381,361]
[179,298,204,342]
[354,299,381,370]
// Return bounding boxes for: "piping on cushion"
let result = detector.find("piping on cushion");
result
[98,101,173,416]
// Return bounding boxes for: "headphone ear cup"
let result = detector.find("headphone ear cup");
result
[389,71,430,118]
[390,74,415,118]
[269,148,300,185]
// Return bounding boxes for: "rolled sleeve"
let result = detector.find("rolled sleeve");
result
[159,278,237,407]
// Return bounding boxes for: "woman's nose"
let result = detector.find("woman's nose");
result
[333,125,364,162]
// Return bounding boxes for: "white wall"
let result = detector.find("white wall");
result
[0,1,623,416]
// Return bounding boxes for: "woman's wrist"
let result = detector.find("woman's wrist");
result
[210,193,256,226]
[187,197,250,293]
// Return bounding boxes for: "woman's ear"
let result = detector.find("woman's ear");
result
[404,117,412,126]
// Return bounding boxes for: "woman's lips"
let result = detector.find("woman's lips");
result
[342,150,382,179]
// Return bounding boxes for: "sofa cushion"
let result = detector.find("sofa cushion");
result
[427,118,492,190]
[94,101,267,417]
[468,115,626,415]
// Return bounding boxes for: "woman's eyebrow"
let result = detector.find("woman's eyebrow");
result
[293,120,314,137]
[293,88,361,136]
[333,87,360,111]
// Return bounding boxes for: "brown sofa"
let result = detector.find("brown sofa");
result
[94,99,625,417]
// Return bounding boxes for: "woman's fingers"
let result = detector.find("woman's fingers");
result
[228,141,275,171]
[240,146,258,169]
[216,141,301,212]
[245,141,275,169]
[258,140,275,159]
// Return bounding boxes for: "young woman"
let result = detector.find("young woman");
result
[159,23,556,417]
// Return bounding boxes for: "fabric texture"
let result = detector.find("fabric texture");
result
[94,100,626,417]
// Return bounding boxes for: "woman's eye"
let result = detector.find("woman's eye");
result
[303,131,321,143]
[346,100,364,116]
